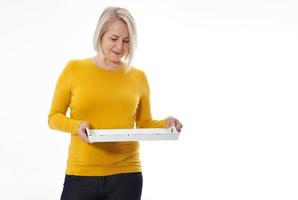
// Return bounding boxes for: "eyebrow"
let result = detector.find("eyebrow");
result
[111,34,129,39]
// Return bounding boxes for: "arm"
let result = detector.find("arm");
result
[135,72,167,128]
[48,60,82,134]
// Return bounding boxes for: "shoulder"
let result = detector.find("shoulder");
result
[62,58,91,74]
[65,58,89,67]
[128,66,147,78]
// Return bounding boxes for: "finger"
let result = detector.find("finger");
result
[78,133,85,141]
[81,135,90,143]
[176,128,181,133]
[82,136,90,143]
[173,124,180,132]
[83,133,90,143]
[166,118,174,127]
[175,121,182,133]
[79,121,89,130]
[176,123,182,130]
[168,123,176,127]
[78,131,90,143]
[170,118,177,125]
[175,119,181,125]
[167,124,175,128]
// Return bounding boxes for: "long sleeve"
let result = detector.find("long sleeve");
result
[47,58,169,176]
[135,72,167,128]
[48,61,82,134]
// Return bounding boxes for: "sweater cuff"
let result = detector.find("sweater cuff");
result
[71,120,83,135]
[160,118,168,128]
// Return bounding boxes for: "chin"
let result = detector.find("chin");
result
[109,57,122,64]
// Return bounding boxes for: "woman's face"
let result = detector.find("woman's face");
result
[101,20,130,64]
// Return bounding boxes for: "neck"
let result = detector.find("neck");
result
[93,54,123,71]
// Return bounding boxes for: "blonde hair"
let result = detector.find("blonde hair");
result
[93,6,137,69]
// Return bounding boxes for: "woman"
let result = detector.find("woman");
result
[48,6,183,200]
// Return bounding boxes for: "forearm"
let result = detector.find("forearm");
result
[48,112,82,135]
[136,117,167,128]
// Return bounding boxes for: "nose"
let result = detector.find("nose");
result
[116,41,124,51]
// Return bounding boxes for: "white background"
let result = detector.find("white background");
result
[0,0,298,199]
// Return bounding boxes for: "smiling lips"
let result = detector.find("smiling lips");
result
[112,50,122,56]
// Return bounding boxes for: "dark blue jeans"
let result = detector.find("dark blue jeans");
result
[60,172,143,200]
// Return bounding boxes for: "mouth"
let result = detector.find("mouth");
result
[112,51,123,56]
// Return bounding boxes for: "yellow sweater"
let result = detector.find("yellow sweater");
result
[48,58,167,176]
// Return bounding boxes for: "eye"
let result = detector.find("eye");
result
[110,38,117,41]
[123,40,130,43]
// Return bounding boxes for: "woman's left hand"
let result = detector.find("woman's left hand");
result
[166,116,183,133]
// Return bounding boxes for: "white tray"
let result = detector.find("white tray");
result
[86,126,179,142]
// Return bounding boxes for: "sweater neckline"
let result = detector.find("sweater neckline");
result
[86,58,126,74]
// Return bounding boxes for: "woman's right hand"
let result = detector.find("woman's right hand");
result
[78,121,90,143]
